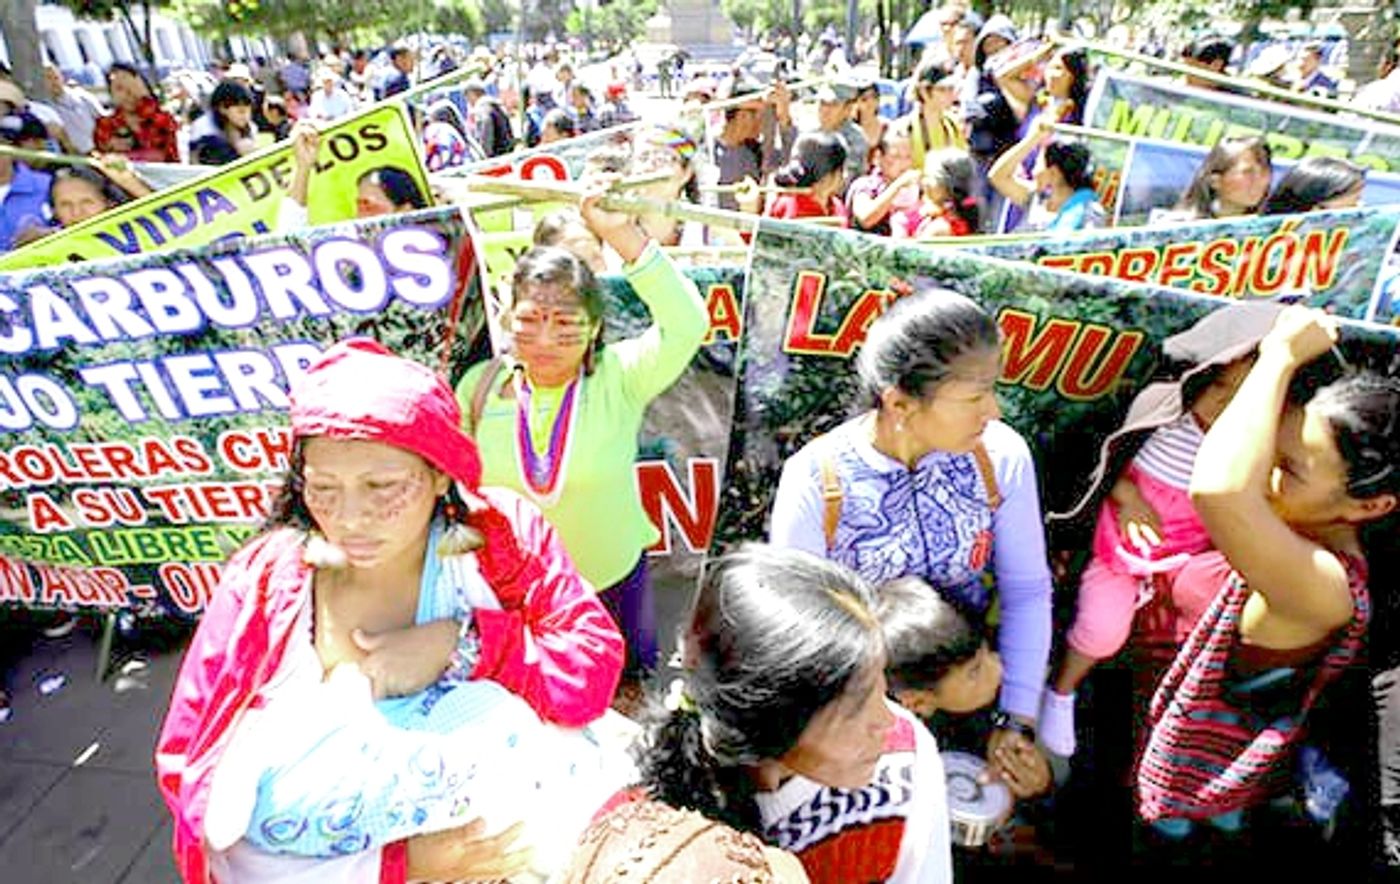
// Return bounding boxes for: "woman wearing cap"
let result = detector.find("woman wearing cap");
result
[457,175,709,694]
[94,62,180,163]
[156,340,626,883]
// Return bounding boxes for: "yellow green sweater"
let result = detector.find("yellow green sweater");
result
[456,242,709,588]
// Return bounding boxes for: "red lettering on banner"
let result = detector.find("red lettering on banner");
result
[1115,247,1158,283]
[1157,243,1198,288]
[782,272,896,357]
[639,458,720,555]
[1079,252,1115,277]
[518,155,569,181]
[998,309,1079,391]
[1038,256,1076,272]
[0,556,37,603]
[159,562,222,614]
[217,428,294,473]
[704,284,743,343]
[1057,325,1144,400]
[37,564,128,607]
[783,271,838,353]
[74,487,147,527]
[27,492,73,533]
[1195,239,1235,296]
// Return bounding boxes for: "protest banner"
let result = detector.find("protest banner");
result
[0,105,428,271]
[1108,135,1400,227]
[0,201,742,618]
[1084,69,1400,173]
[713,219,1400,556]
[962,205,1400,325]
[0,206,485,618]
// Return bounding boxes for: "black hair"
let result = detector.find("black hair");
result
[876,576,986,691]
[722,79,763,122]
[1311,371,1400,551]
[264,94,287,115]
[106,61,154,98]
[1056,46,1091,125]
[857,288,1001,409]
[427,100,469,142]
[390,46,414,62]
[210,79,254,132]
[635,544,883,834]
[48,166,130,221]
[913,57,955,95]
[1043,138,1096,192]
[1174,135,1272,219]
[1183,35,1235,68]
[924,147,980,231]
[263,438,481,554]
[1261,156,1365,215]
[772,130,847,188]
[510,245,606,374]
[356,166,428,210]
[543,107,577,138]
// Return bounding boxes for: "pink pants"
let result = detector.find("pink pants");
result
[1068,466,1214,660]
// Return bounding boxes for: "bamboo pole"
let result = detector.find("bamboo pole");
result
[1058,35,1400,129]
[1048,122,1138,143]
[700,183,814,195]
[0,144,102,169]
[463,175,761,231]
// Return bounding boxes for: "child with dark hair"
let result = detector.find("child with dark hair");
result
[757,130,848,224]
[876,576,1051,806]
[988,114,1106,232]
[1042,302,1277,758]
[189,79,258,166]
[893,147,980,238]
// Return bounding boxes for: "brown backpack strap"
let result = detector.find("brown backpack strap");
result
[972,442,1001,510]
[820,453,843,552]
[467,357,510,436]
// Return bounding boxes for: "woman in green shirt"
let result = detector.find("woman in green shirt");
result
[457,176,709,683]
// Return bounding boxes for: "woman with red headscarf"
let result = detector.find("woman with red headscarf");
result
[156,340,625,883]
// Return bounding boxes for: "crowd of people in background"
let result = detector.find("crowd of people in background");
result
[2,3,1400,881]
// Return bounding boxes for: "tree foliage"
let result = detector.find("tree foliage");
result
[565,0,657,52]
[171,0,485,44]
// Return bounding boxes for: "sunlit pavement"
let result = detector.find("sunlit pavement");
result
[0,628,181,883]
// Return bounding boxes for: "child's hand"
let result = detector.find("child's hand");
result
[351,619,459,699]
[1110,476,1163,553]
[985,729,1052,799]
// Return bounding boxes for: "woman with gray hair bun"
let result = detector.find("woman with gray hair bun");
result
[769,289,1054,783]
[627,544,951,883]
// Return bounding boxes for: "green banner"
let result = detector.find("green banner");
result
[0,105,429,271]
[0,206,484,617]
[714,220,1400,554]
[962,206,1400,325]
[0,201,744,617]
[1084,69,1400,173]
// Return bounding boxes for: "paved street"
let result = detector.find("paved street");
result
[0,626,181,884]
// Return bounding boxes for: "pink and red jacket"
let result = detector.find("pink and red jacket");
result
[154,486,625,883]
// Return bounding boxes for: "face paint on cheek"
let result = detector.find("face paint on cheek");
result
[368,470,430,523]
